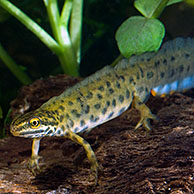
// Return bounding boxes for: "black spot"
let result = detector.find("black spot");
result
[116,81,121,88]
[106,81,111,87]
[146,57,151,62]
[126,89,130,99]
[160,72,165,78]
[68,101,73,106]
[46,114,56,121]
[51,111,56,116]
[98,86,104,91]
[47,130,53,135]
[118,107,126,115]
[71,109,77,114]
[107,112,114,119]
[49,122,57,126]
[65,124,70,129]
[94,104,101,109]
[65,131,70,136]
[77,97,82,103]
[81,126,88,132]
[61,99,64,103]
[61,125,65,130]
[119,95,124,103]
[139,67,144,78]
[154,60,160,67]
[57,130,61,135]
[171,56,175,61]
[65,113,70,118]
[74,127,79,133]
[71,109,81,118]
[69,119,74,127]
[141,57,144,62]
[120,75,125,82]
[106,101,110,107]
[55,110,59,115]
[59,105,65,111]
[86,92,93,99]
[90,115,94,122]
[79,91,84,97]
[185,53,190,58]
[53,127,57,132]
[138,101,143,105]
[109,88,114,94]
[102,107,107,115]
[163,59,167,65]
[84,105,90,114]
[59,115,64,122]
[80,120,85,127]
[147,71,154,79]
[94,117,100,122]
[112,99,116,107]
[129,76,136,85]
[97,93,103,99]
[45,127,50,133]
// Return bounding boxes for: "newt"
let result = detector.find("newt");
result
[10,37,194,183]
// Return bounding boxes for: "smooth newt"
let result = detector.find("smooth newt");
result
[10,37,194,183]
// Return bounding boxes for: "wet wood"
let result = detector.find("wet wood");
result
[1,74,194,193]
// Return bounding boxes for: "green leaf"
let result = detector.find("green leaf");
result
[115,16,165,58]
[134,0,169,18]
[167,0,183,6]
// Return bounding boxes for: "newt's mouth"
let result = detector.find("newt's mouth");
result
[10,126,45,138]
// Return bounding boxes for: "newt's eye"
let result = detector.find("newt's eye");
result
[29,117,41,129]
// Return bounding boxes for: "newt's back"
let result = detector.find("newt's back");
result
[116,37,194,101]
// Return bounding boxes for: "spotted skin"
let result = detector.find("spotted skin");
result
[10,38,194,183]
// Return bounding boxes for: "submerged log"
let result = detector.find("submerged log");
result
[1,74,194,193]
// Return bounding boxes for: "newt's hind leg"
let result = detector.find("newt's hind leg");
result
[65,130,99,185]
[133,96,158,131]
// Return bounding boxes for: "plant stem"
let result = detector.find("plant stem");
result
[69,0,83,63]
[43,0,61,43]
[0,0,80,76]
[0,43,32,84]
[45,0,79,76]
[0,0,62,55]
[61,0,72,28]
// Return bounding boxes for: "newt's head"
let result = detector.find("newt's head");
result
[10,109,60,138]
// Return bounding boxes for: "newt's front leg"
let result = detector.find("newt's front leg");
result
[133,96,158,131]
[28,138,41,174]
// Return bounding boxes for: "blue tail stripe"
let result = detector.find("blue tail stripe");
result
[152,76,194,96]
[170,80,178,91]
